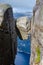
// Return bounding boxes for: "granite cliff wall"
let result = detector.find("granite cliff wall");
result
[30,0,43,65]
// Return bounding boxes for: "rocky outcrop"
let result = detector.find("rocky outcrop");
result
[30,0,43,65]
[16,16,31,40]
[0,4,17,65]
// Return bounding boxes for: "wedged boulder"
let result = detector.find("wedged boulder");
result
[16,16,31,40]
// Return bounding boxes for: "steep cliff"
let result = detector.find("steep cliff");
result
[30,0,43,65]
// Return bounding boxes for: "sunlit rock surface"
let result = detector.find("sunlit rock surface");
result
[30,0,43,65]
[16,16,31,40]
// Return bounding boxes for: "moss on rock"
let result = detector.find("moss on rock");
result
[35,46,40,64]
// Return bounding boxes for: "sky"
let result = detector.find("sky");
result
[0,0,36,13]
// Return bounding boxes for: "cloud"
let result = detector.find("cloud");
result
[0,0,36,9]
[0,0,36,13]
[13,7,33,13]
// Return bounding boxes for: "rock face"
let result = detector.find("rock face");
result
[0,4,17,65]
[16,16,31,40]
[30,0,43,65]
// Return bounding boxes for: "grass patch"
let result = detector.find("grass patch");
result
[35,46,40,64]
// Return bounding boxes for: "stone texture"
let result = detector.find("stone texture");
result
[0,4,17,65]
[16,16,31,40]
[30,0,43,65]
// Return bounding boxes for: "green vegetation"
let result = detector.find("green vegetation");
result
[35,46,40,64]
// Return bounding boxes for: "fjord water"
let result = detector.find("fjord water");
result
[14,13,31,65]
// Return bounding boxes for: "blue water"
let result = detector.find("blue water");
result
[14,13,31,65]
[17,37,31,54]
[15,52,30,65]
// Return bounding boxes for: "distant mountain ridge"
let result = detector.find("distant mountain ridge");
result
[13,12,32,19]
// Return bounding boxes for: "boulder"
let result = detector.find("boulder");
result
[16,16,31,40]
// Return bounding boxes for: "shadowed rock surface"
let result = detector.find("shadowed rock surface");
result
[0,4,17,65]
